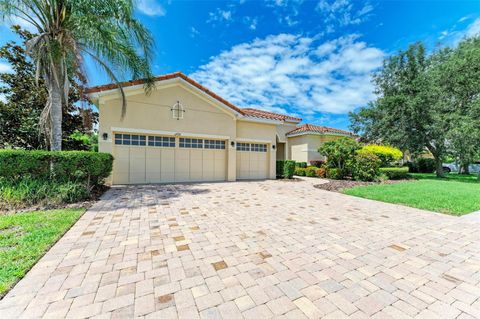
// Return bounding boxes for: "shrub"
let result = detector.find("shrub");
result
[0,178,90,209]
[352,152,381,181]
[309,160,325,167]
[315,167,326,178]
[283,160,296,179]
[305,166,318,177]
[318,138,360,175]
[358,145,403,167]
[407,158,435,173]
[379,167,409,179]
[276,160,285,178]
[296,162,308,168]
[0,150,113,188]
[295,167,306,176]
[326,168,343,180]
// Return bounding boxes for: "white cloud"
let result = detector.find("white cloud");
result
[465,18,480,37]
[190,26,200,38]
[190,33,384,116]
[0,94,6,103]
[2,16,37,32]
[136,0,166,17]
[316,0,373,32]
[207,9,233,24]
[243,16,258,30]
[0,62,13,73]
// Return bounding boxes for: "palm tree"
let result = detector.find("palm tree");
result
[0,0,154,150]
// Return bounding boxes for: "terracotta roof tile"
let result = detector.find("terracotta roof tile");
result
[286,123,353,136]
[241,108,302,122]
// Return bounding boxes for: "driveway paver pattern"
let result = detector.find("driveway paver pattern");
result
[1,178,479,318]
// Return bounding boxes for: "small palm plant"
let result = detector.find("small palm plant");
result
[0,0,154,150]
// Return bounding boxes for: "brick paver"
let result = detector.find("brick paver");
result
[1,178,479,318]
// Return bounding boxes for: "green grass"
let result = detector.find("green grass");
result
[0,209,84,297]
[343,173,480,216]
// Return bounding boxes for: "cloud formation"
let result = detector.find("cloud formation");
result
[0,62,13,73]
[207,9,233,25]
[191,33,384,117]
[316,0,373,32]
[136,0,166,17]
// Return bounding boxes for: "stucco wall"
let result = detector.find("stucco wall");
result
[288,134,346,164]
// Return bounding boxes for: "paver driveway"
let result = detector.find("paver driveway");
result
[1,178,479,319]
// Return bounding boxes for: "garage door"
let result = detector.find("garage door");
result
[236,142,268,180]
[113,133,226,184]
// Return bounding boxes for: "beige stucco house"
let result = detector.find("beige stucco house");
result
[87,72,353,184]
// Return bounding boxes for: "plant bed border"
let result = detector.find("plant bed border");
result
[314,178,407,193]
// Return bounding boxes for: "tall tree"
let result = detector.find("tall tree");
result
[350,43,450,177]
[0,26,95,150]
[438,38,480,173]
[0,0,154,150]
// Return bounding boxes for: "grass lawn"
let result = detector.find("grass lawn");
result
[0,208,84,297]
[343,173,480,216]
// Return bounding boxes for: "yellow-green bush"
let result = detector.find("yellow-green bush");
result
[358,145,403,167]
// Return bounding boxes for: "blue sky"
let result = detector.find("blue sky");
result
[1,0,479,130]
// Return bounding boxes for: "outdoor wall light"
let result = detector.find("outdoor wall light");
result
[102,133,108,140]
[230,141,235,147]
[272,145,276,150]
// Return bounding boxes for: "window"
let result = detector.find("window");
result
[204,139,226,149]
[237,143,250,151]
[148,136,175,147]
[251,143,267,152]
[115,134,146,146]
[180,138,203,148]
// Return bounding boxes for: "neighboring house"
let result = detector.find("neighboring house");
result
[87,72,352,184]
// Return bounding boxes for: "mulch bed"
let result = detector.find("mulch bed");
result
[314,179,405,193]
[0,185,110,215]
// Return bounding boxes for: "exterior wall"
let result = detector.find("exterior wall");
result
[287,134,347,164]
[98,83,238,181]
[276,143,285,160]
[276,122,298,143]
[236,121,277,179]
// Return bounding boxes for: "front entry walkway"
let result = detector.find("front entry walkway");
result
[1,179,479,318]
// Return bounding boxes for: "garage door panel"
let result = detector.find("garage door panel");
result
[214,151,226,181]
[129,147,146,184]
[145,148,161,183]
[160,149,175,182]
[189,149,203,181]
[175,149,190,182]
[203,150,215,180]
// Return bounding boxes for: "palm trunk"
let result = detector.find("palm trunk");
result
[48,83,63,151]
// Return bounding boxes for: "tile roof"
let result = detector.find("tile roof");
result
[241,108,302,123]
[86,72,302,123]
[286,123,353,136]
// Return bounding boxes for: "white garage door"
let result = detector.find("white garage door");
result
[236,142,269,180]
[113,133,226,184]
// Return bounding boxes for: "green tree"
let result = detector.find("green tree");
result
[0,0,154,150]
[0,26,95,150]
[437,38,480,174]
[350,43,450,177]
[318,137,360,175]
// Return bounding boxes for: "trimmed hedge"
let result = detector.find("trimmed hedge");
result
[305,166,318,177]
[276,160,285,178]
[326,168,343,180]
[408,158,436,173]
[0,150,113,189]
[380,167,409,179]
[296,162,307,168]
[294,167,306,176]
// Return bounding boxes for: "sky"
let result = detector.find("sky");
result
[0,0,479,130]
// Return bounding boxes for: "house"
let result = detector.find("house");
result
[87,72,353,184]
